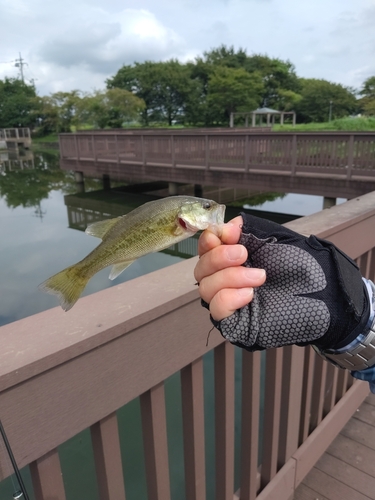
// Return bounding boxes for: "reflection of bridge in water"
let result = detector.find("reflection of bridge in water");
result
[0,150,34,173]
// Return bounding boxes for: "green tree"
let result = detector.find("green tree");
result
[0,78,37,128]
[358,76,375,116]
[360,76,375,98]
[206,66,263,125]
[244,54,301,108]
[107,60,201,126]
[277,89,302,111]
[202,45,249,69]
[80,88,145,128]
[35,90,83,134]
[296,79,357,122]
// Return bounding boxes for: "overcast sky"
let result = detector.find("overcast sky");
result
[1,0,374,96]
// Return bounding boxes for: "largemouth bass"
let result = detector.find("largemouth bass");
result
[39,196,225,311]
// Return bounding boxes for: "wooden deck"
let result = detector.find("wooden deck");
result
[294,393,375,500]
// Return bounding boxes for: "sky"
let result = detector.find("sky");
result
[1,0,374,97]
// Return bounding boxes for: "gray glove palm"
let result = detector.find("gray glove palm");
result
[208,214,369,352]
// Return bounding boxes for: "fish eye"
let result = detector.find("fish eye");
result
[202,201,211,210]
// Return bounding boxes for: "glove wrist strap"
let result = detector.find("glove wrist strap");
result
[313,279,375,371]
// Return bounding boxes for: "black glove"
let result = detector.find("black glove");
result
[208,214,370,352]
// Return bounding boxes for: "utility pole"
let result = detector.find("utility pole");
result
[329,100,333,122]
[14,53,27,82]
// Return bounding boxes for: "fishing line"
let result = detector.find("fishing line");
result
[0,420,30,500]
[0,431,17,493]
[206,326,215,347]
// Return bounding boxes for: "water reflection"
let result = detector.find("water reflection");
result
[0,149,35,172]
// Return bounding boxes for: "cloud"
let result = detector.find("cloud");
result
[38,9,186,75]
[1,0,374,95]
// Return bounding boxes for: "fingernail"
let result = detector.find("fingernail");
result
[246,268,266,279]
[237,287,254,298]
[226,245,245,260]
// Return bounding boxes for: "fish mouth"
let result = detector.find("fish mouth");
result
[178,217,198,232]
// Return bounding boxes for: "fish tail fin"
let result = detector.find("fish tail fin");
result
[38,265,88,311]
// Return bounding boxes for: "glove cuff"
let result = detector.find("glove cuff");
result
[313,279,375,371]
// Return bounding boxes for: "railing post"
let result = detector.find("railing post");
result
[74,135,79,163]
[171,135,175,168]
[140,383,171,500]
[205,135,209,170]
[245,135,250,172]
[278,345,304,464]
[181,359,206,500]
[261,348,283,489]
[346,134,354,179]
[91,413,126,500]
[30,449,66,500]
[141,135,146,167]
[91,135,96,163]
[214,342,235,500]
[115,134,120,163]
[291,135,297,175]
[240,350,261,500]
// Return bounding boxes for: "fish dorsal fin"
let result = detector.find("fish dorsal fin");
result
[85,217,120,239]
[109,261,134,280]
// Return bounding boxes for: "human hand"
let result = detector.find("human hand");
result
[194,216,266,321]
[195,213,369,352]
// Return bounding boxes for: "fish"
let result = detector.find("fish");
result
[39,196,225,311]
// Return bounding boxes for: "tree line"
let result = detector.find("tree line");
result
[1,45,374,133]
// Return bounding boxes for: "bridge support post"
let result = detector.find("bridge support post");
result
[194,184,203,197]
[323,197,336,209]
[103,174,111,191]
[74,171,85,193]
[169,182,178,195]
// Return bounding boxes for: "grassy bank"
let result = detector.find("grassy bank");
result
[273,116,375,132]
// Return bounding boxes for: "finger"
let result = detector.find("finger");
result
[221,216,243,245]
[199,267,266,304]
[198,216,243,257]
[198,229,221,257]
[194,244,248,283]
[209,288,254,321]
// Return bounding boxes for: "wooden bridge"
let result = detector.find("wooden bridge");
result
[1,191,375,499]
[59,130,375,199]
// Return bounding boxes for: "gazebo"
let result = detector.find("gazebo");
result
[230,107,296,127]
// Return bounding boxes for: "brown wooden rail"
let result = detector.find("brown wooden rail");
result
[1,192,375,499]
[59,131,375,199]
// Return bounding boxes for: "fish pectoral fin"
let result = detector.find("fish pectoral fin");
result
[109,261,134,280]
[86,217,121,239]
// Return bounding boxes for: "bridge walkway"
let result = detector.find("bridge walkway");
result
[294,393,375,500]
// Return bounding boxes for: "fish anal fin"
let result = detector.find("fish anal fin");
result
[85,217,120,239]
[109,261,134,280]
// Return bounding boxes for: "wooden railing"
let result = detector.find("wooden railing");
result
[1,192,375,499]
[59,131,375,199]
[60,131,375,176]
